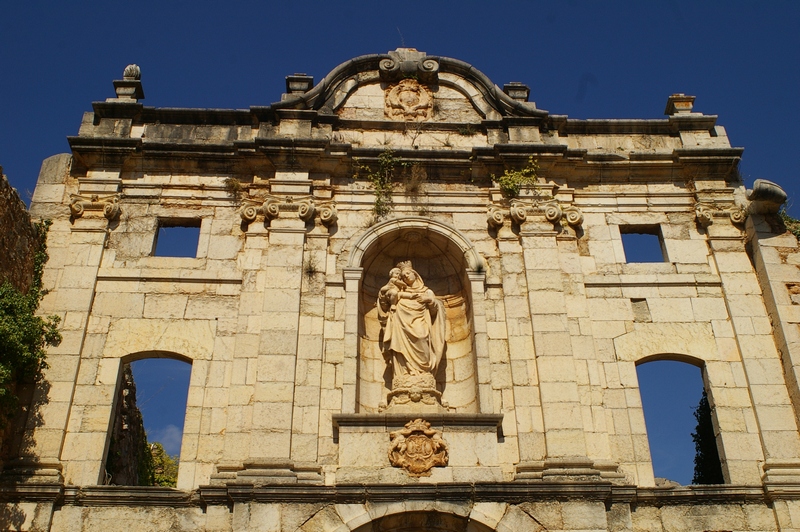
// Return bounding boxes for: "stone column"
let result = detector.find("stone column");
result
[467,270,492,414]
[290,234,328,462]
[340,267,363,415]
[21,155,115,486]
[493,235,538,467]
[250,224,306,460]
[746,213,800,486]
[709,219,800,484]
[520,229,589,462]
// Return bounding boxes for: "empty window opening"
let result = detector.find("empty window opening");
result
[105,357,191,486]
[620,225,666,262]
[636,359,723,485]
[153,219,200,257]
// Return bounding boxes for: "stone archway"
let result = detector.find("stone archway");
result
[351,511,494,532]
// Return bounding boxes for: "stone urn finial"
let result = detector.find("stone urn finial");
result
[110,64,145,101]
[123,64,141,81]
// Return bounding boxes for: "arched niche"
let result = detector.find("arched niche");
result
[351,219,482,413]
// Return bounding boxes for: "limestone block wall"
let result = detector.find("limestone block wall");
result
[9,51,800,531]
[0,167,37,292]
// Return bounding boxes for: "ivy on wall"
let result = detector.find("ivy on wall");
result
[353,149,406,219]
[0,220,61,428]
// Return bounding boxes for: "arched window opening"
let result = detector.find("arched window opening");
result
[636,358,723,485]
[105,355,191,487]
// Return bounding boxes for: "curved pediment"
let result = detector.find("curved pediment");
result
[272,48,548,121]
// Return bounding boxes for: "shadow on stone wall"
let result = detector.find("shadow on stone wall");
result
[0,168,37,293]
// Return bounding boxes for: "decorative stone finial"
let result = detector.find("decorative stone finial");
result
[664,93,695,115]
[123,64,141,80]
[503,82,530,102]
[110,64,145,101]
[285,73,314,95]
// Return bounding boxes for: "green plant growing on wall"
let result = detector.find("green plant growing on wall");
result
[491,156,540,198]
[224,176,245,203]
[780,208,800,241]
[0,220,61,429]
[354,148,406,219]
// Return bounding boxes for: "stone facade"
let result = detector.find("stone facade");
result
[4,48,800,530]
[0,168,38,293]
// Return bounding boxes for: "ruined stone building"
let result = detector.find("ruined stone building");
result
[4,48,800,530]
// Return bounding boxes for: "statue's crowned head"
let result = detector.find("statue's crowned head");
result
[396,260,413,272]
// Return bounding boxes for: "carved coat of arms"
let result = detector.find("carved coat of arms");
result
[388,418,449,476]
[385,79,433,121]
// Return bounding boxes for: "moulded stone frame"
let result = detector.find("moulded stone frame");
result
[342,217,492,414]
[616,324,766,486]
[60,316,216,489]
[99,351,194,487]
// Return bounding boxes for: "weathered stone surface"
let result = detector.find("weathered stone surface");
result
[4,48,800,531]
[0,169,37,292]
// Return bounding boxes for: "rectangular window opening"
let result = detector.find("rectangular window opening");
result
[153,218,201,258]
[620,225,667,263]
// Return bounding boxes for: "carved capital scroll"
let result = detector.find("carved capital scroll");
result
[69,194,121,221]
[487,199,583,229]
[695,201,747,228]
[240,195,337,227]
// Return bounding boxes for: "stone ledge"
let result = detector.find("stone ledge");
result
[584,275,722,288]
[0,481,782,508]
[332,413,503,432]
[634,484,766,505]
[60,486,196,507]
[97,270,242,284]
[0,483,63,502]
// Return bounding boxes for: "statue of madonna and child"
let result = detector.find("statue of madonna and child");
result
[377,260,447,411]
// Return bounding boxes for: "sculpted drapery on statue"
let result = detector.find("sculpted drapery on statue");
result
[377,261,447,410]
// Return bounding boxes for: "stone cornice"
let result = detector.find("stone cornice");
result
[6,482,776,508]
[332,413,504,431]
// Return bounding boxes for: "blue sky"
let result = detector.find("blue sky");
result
[3,1,797,485]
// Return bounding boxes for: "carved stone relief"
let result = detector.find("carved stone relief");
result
[69,193,121,221]
[385,79,433,122]
[487,199,583,229]
[388,418,449,476]
[694,202,746,227]
[239,195,337,227]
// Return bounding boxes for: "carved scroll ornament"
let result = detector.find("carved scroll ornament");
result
[240,196,337,227]
[379,55,439,84]
[487,200,583,229]
[388,418,449,476]
[695,202,747,227]
[69,194,121,221]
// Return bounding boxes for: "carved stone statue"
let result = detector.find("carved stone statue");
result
[377,261,446,410]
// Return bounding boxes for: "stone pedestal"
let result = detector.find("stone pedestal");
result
[332,413,503,483]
